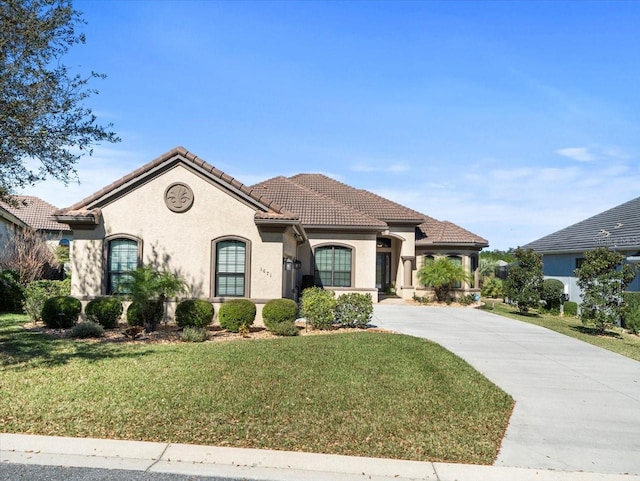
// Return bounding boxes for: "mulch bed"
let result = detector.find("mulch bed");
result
[24,320,388,344]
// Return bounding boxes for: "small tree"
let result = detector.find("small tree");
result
[0,228,59,284]
[118,266,186,332]
[575,247,636,334]
[417,257,470,302]
[0,0,119,199]
[503,248,543,313]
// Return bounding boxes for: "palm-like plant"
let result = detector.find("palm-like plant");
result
[417,257,470,302]
[119,266,187,332]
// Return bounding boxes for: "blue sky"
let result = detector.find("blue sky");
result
[21,0,640,250]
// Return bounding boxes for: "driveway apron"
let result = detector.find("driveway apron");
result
[372,304,640,475]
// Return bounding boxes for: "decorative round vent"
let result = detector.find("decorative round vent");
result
[164,183,194,213]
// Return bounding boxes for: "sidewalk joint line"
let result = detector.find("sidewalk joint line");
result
[144,442,170,473]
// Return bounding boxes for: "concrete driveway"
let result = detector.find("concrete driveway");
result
[372,304,640,476]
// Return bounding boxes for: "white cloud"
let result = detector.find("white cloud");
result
[555,147,595,162]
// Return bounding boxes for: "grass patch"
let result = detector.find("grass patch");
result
[0,313,512,464]
[480,299,640,362]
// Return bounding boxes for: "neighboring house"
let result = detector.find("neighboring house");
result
[523,195,640,302]
[53,147,488,318]
[0,195,72,251]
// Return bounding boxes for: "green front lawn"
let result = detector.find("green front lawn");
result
[0,313,513,465]
[480,299,640,361]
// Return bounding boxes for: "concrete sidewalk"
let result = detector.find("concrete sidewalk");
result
[372,304,640,476]
[2,432,639,481]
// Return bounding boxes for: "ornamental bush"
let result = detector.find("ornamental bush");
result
[41,295,82,328]
[23,278,71,322]
[300,287,337,330]
[126,300,163,328]
[0,270,24,313]
[262,298,298,331]
[335,293,372,328]
[481,277,503,298]
[181,326,209,342]
[563,301,578,317]
[85,297,123,329]
[219,299,256,332]
[621,292,640,335]
[69,321,105,339]
[541,279,565,311]
[270,321,299,336]
[175,299,214,328]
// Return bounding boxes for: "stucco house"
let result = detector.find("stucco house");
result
[53,147,488,318]
[524,195,640,302]
[0,195,72,251]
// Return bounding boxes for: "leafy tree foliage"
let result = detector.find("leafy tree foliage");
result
[119,266,186,332]
[504,248,543,313]
[417,257,470,302]
[479,249,515,264]
[575,247,636,334]
[541,278,565,311]
[0,0,118,199]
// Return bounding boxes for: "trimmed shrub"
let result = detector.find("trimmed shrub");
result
[300,287,337,330]
[126,300,163,328]
[69,321,105,339]
[85,297,123,329]
[0,270,25,313]
[335,293,372,328]
[458,294,476,306]
[41,295,82,328]
[219,299,256,332]
[270,321,299,336]
[563,301,578,317]
[262,298,298,331]
[23,278,71,322]
[181,326,209,342]
[175,299,214,328]
[541,279,564,311]
[481,277,503,298]
[622,292,640,335]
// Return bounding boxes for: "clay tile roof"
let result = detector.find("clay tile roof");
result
[1,196,70,232]
[289,174,425,223]
[56,147,294,219]
[252,176,387,228]
[416,219,488,246]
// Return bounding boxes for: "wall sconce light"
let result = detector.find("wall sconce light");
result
[284,258,293,271]
[293,259,302,270]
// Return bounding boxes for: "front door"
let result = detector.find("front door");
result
[376,252,391,292]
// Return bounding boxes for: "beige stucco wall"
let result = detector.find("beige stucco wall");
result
[297,231,379,300]
[414,247,481,299]
[70,164,286,302]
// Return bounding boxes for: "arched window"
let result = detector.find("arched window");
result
[315,245,352,287]
[107,237,139,294]
[214,239,247,297]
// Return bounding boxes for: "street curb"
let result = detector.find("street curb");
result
[2,433,640,481]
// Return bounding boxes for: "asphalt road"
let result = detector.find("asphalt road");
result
[0,464,240,481]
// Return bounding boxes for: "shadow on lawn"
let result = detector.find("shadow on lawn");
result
[0,326,154,370]
[570,325,622,339]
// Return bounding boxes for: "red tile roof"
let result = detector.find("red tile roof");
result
[254,173,488,246]
[56,147,298,222]
[1,196,70,232]
[54,147,487,247]
[252,176,386,229]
